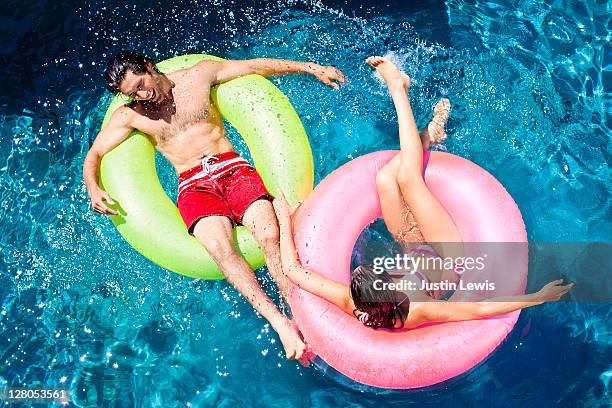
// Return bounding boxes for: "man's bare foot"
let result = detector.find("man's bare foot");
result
[274,318,306,360]
[290,319,316,367]
[366,56,411,91]
[421,98,451,149]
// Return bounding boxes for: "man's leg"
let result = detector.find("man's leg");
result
[192,215,305,360]
[241,199,289,299]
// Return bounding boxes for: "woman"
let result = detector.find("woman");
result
[273,56,573,330]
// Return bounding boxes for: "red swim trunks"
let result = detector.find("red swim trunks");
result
[177,151,272,234]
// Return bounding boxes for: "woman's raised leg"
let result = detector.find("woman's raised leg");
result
[376,98,452,249]
[366,56,462,261]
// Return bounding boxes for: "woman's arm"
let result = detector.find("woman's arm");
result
[273,195,355,315]
[408,280,573,327]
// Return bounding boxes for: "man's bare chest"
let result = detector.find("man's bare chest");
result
[132,88,218,143]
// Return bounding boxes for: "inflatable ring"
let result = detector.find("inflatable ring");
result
[289,150,528,389]
[98,54,314,279]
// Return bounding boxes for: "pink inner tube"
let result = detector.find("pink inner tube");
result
[289,150,528,389]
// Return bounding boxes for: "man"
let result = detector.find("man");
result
[83,51,345,361]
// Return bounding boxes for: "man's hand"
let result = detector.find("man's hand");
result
[88,186,118,216]
[310,64,346,89]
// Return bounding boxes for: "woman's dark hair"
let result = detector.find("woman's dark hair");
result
[350,264,407,329]
[104,51,159,93]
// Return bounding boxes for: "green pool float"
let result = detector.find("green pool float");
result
[98,54,314,279]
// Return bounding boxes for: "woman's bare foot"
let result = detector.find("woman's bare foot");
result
[366,56,411,92]
[421,98,451,149]
[274,318,306,360]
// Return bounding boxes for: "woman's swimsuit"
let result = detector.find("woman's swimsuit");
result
[391,243,462,299]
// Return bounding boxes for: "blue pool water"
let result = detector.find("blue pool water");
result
[0,0,610,406]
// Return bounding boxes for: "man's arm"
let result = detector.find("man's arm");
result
[83,107,134,215]
[200,58,346,88]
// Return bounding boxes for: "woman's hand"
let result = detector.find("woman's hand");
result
[273,192,302,223]
[536,279,574,302]
[273,192,292,223]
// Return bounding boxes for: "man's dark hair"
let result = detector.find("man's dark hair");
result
[104,51,159,93]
